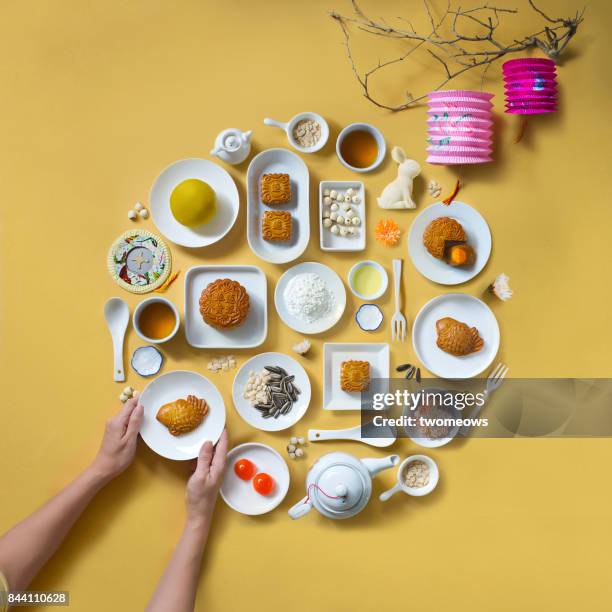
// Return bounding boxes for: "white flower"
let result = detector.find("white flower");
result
[292,339,311,356]
[490,273,513,301]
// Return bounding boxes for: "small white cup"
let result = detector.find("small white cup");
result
[336,122,386,173]
[348,260,388,301]
[132,297,180,344]
[264,112,329,153]
[379,455,439,501]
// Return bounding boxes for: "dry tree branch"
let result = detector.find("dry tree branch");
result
[330,0,584,111]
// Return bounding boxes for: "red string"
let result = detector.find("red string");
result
[305,483,345,504]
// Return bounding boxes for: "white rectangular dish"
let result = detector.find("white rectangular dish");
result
[319,180,365,252]
[246,148,310,264]
[184,265,267,349]
[323,343,389,410]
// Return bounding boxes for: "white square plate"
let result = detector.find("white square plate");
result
[323,343,389,410]
[184,265,267,349]
[319,181,365,251]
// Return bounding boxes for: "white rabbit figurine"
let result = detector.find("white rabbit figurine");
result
[377,146,421,209]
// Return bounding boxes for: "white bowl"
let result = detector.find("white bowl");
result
[347,260,388,301]
[220,443,290,515]
[149,158,239,248]
[232,352,311,432]
[264,112,329,153]
[336,123,386,172]
[397,455,439,497]
[274,262,346,335]
[133,297,180,344]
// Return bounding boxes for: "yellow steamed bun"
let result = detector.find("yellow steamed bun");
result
[170,179,217,227]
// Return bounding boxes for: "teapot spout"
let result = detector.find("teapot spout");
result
[210,146,223,158]
[362,455,399,478]
[242,129,253,144]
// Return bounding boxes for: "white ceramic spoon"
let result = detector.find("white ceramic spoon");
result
[308,423,397,448]
[104,297,129,382]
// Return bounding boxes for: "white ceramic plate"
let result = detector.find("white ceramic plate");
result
[232,352,311,431]
[139,370,226,460]
[246,148,309,264]
[184,265,267,349]
[150,158,239,248]
[323,343,390,410]
[412,293,500,379]
[274,262,346,335]
[220,443,290,515]
[408,201,491,285]
[319,181,365,252]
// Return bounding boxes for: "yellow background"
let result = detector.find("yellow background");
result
[1,1,611,610]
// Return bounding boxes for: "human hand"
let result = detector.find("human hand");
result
[90,397,144,483]
[186,429,228,523]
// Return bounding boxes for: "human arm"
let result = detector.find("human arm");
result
[0,398,143,591]
[146,429,228,612]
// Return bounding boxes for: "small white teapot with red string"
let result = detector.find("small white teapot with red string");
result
[288,452,399,520]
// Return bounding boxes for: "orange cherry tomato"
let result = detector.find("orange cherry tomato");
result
[234,458,255,481]
[253,472,275,496]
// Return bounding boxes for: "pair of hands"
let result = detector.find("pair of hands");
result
[90,396,228,518]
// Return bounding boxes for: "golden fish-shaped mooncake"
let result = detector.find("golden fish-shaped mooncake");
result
[435,317,484,356]
[156,395,209,436]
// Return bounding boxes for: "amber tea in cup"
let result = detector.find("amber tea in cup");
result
[339,130,379,169]
[133,297,179,343]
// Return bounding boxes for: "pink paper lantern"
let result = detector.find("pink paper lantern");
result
[503,58,558,115]
[426,90,494,165]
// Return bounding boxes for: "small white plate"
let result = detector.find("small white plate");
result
[274,262,346,335]
[323,343,390,410]
[139,370,226,460]
[184,265,267,349]
[408,201,492,285]
[412,293,500,379]
[246,148,309,264]
[150,158,239,249]
[220,443,290,515]
[232,352,311,431]
[319,181,365,251]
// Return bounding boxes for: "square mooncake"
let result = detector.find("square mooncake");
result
[340,360,370,392]
[261,173,291,204]
[262,210,292,242]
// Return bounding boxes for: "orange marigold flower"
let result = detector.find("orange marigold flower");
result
[375,218,401,246]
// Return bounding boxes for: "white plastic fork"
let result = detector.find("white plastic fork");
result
[391,259,406,342]
[460,362,509,436]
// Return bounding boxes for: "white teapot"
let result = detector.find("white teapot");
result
[288,452,399,520]
[210,128,252,165]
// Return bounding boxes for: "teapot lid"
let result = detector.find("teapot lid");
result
[312,461,368,515]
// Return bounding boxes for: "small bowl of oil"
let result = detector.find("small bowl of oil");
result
[133,297,180,344]
[348,260,388,301]
[336,123,386,173]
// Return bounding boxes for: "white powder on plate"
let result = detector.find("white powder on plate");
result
[283,273,334,323]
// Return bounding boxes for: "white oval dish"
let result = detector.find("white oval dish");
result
[348,260,388,300]
[246,148,310,264]
[149,158,239,248]
[412,293,500,379]
[274,262,346,335]
[139,370,226,460]
[264,112,329,153]
[220,443,290,515]
[232,352,311,432]
[336,123,386,173]
[408,201,492,285]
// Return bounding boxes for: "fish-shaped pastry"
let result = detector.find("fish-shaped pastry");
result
[156,395,208,436]
[435,317,484,356]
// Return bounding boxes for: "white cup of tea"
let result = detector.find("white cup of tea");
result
[133,297,180,344]
[336,122,386,173]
